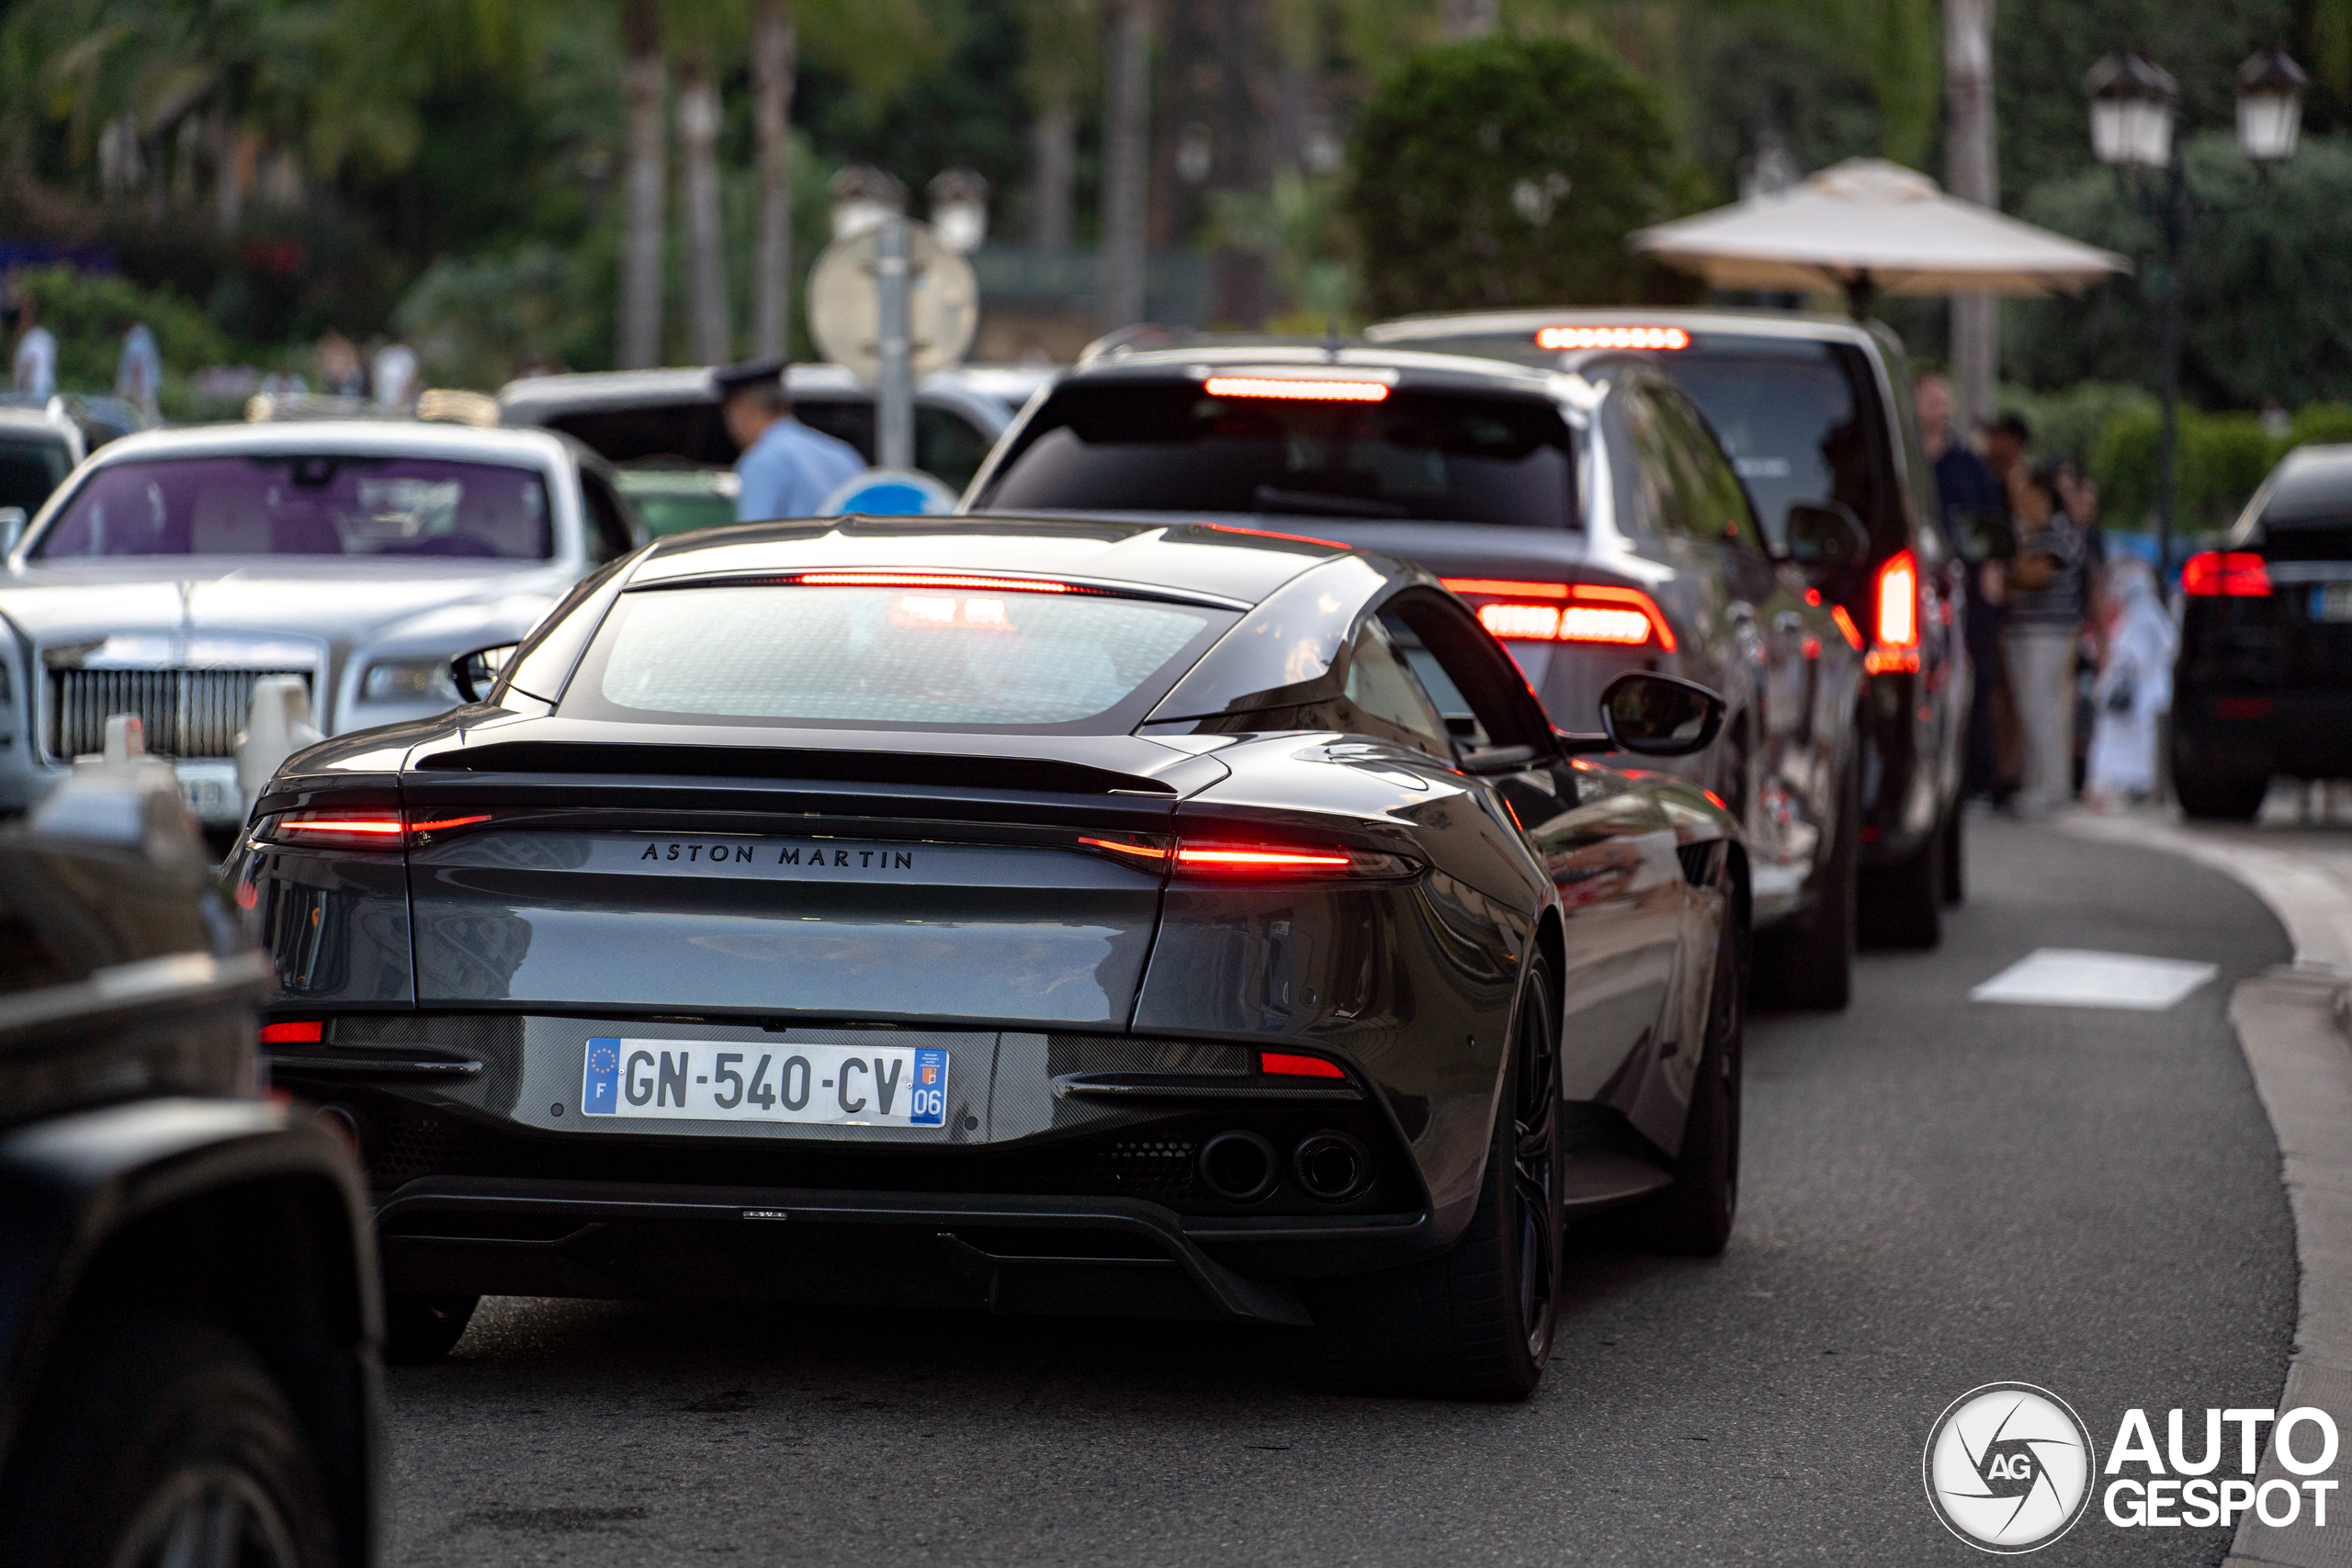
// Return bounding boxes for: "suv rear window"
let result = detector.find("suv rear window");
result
[567,584,1236,731]
[976,381,1578,528]
[1657,341,1892,554]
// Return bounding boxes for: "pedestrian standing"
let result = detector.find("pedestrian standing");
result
[371,335,420,411]
[316,331,364,397]
[12,298,56,400]
[2086,557,2176,807]
[716,357,866,521]
[1917,373,2008,802]
[2003,459,2089,819]
[115,320,161,420]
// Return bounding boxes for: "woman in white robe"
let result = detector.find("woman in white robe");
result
[2086,558,2177,803]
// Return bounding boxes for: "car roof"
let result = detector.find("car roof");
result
[0,407,74,441]
[1365,305,1881,351]
[1052,341,1580,400]
[624,513,1373,607]
[497,364,1012,418]
[2259,442,2352,524]
[72,419,575,470]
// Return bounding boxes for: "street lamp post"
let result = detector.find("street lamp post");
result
[2085,48,2304,583]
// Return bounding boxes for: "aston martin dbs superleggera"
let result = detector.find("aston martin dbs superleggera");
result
[235,516,1747,1399]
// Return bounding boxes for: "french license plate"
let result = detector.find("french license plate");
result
[580,1039,948,1127]
[2312,583,2352,622]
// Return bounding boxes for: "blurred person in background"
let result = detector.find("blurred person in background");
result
[1917,371,2008,804]
[114,320,160,419]
[2004,458,2093,819]
[316,330,364,397]
[718,357,865,522]
[372,334,420,410]
[2053,457,2109,794]
[2086,557,2176,808]
[12,296,55,400]
[1979,412,2036,801]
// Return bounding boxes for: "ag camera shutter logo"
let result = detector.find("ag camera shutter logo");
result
[1924,1383,2097,1553]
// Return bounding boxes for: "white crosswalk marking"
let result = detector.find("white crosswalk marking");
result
[1970,947,2219,1010]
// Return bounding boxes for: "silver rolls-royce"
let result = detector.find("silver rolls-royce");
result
[0,420,643,826]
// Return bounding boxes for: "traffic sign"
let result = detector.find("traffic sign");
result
[819,468,960,516]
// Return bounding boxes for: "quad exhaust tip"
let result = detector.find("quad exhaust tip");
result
[1293,1131,1371,1201]
[1197,1131,1279,1202]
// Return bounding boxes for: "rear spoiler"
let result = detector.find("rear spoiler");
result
[413,741,1179,797]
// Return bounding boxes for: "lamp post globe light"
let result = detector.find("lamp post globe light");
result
[2083,47,2306,581]
[828,164,908,242]
[927,170,990,255]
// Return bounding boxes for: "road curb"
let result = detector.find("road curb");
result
[2058,818,2352,1567]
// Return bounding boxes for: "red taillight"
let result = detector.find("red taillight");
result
[1079,835,1170,864]
[2181,551,2270,597]
[1828,604,1863,650]
[1261,1051,1346,1078]
[258,810,493,851]
[1202,376,1391,402]
[1442,579,1676,651]
[1170,840,1412,879]
[1864,550,1922,674]
[259,1021,322,1044]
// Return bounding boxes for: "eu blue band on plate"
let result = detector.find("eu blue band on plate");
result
[582,1038,622,1116]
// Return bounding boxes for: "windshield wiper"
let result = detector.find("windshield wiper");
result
[1250,486,1409,519]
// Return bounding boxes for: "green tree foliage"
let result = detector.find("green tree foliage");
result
[12,262,231,387]
[2011,131,2352,408]
[1346,34,1704,315]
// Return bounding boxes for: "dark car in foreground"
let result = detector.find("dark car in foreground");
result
[960,341,1866,1005]
[0,759,378,1567]
[2173,442,2352,818]
[237,517,1744,1400]
[1366,308,1967,953]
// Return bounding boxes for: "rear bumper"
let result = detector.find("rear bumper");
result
[373,1177,1441,1325]
[2177,688,2352,777]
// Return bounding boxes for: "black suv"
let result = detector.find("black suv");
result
[2173,441,2352,818]
[0,761,379,1567]
[1369,308,1968,950]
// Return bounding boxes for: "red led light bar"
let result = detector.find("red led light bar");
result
[259,1021,323,1044]
[1442,579,1676,651]
[1202,376,1391,403]
[271,814,403,838]
[1079,836,1170,863]
[1534,325,1691,352]
[1828,604,1864,650]
[1261,1051,1346,1079]
[261,810,494,851]
[794,570,1076,594]
[1176,844,1353,869]
[2181,550,2271,597]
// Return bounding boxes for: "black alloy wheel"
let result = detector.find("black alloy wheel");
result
[1940,798,1965,906]
[1860,809,1942,949]
[1305,953,1563,1401]
[0,1313,337,1568]
[2173,757,2269,823]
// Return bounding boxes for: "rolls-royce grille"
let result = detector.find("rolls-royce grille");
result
[47,669,311,761]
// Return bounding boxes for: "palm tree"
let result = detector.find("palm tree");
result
[1019,0,1092,252]
[1097,0,1150,330]
[674,39,729,364]
[617,0,668,368]
[751,0,795,356]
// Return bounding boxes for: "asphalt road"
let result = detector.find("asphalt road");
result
[382,814,2299,1566]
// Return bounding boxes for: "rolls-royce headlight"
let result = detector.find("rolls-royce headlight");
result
[361,656,457,703]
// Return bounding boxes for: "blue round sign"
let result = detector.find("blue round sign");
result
[820,468,959,516]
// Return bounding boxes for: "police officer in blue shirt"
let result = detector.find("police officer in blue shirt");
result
[717,357,867,521]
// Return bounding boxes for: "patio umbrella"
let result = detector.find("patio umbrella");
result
[1630,158,2129,319]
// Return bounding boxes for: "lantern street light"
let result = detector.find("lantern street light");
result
[2085,47,2306,581]
[927,170,991,255]
[827,164,907,242]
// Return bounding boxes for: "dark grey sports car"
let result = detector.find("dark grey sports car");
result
[234,517,1746,1399]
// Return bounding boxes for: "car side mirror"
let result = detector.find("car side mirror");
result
[1781,501,1869,568]
[1598,671,1725,757]
[449,643,518,704]
[0,506,27,554]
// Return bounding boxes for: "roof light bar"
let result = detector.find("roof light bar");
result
[1202,376,1391,403]
[1535,325,1691,352]
[1442,579,1677,651]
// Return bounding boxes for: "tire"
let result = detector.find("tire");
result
[1940,798,1964,906]
[1306,954,1561,1401]
[1760,744,1857,1010]
[2174,761,2267,823]
[1583,921,1745,1256]
[383,1292,479,1365]
[1860,814,1942,949]
[0,1311,335,1568]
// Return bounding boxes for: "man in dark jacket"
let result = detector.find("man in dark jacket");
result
[1917,373,2008,802]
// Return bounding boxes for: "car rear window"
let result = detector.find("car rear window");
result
[0,436,70,513]
[566,584,1237,731]
[975,381,1578,528]
[1655,342,1892,553]
[32,455,554,560]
